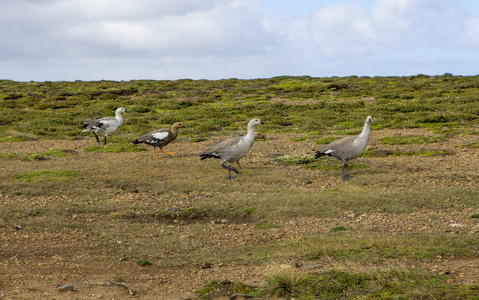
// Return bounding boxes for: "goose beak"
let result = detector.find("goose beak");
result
[260,121,265,124]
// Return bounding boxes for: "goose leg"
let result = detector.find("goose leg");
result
[104,136,107,145]
[92,132,100,144]
[153,147,158,159]
[161,149,175,156]
[341,162,351,180]
[235,160,242,169]
[221,162,240,179]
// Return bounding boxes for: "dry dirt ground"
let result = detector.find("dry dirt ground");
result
[0,127,478,299]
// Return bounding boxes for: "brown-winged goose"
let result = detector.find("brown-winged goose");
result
[200,118,264,179]
[82,107,127,144]
[315,116,372,180]
[133,122,185,158]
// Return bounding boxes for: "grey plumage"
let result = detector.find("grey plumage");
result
[82,107,127,144]
[315,116,372,180]
[133,122,184,158]
[200,118,264,179]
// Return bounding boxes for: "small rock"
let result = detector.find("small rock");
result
[58,284,74,292]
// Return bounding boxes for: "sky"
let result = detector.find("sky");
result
[1,0,479,82]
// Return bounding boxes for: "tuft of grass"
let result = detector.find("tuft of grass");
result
[379,135,444,145]
[137,259,152,266]
[331,226,347,232]
[267,268,308,297]
[12,169,80,183]
[244,207,256,215]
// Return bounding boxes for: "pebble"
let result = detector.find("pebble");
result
[58,284,73,292]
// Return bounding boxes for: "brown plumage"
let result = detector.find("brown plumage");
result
[133,122,184,158]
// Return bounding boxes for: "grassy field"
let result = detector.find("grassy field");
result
[0,75,478,299]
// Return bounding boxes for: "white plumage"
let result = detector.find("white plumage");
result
[82,107,127,145]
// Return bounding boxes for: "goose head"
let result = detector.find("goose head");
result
[248,118,265,127]
[365,116,372,125]
[172,122,185,130]
[116,107,127,114]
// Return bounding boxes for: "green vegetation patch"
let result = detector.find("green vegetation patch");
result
[0,136,36,142]
[195,268,479,299]
[365,149,453,157]
[460,141,479,149]
[302,233,478,261]
[195,280,262,298]
[255,222,282,230]
[266,268,479,299]
[13,169,80,183]
[86,142,146,153]
[23,149,77,161]
[379,135,444,145]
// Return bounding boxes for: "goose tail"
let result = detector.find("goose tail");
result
[314,151,328,158]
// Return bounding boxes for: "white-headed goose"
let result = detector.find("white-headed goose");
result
[315,116,372,180]
[133,122,185,158]
[82,107,127,144]
[200,118,264,179]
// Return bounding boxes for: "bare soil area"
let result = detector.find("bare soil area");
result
[0,128,478,299]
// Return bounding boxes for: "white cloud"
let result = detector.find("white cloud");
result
[1,0,479,80]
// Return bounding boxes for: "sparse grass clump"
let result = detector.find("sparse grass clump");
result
[137,259,152,266]
[267,269,308,297]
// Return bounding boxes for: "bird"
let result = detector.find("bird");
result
[132,122,185,158]
[82,107,127,145]
[255,132,266,140]
[314,116,372,181]
[200,118,264,179]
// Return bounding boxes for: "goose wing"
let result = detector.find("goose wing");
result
[135,129,172,145]
[316,135,357,159]
[83,116,117,131]
[201,136,242,158]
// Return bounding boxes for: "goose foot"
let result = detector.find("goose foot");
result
[161,150,175,156]
[341,163,351,181]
